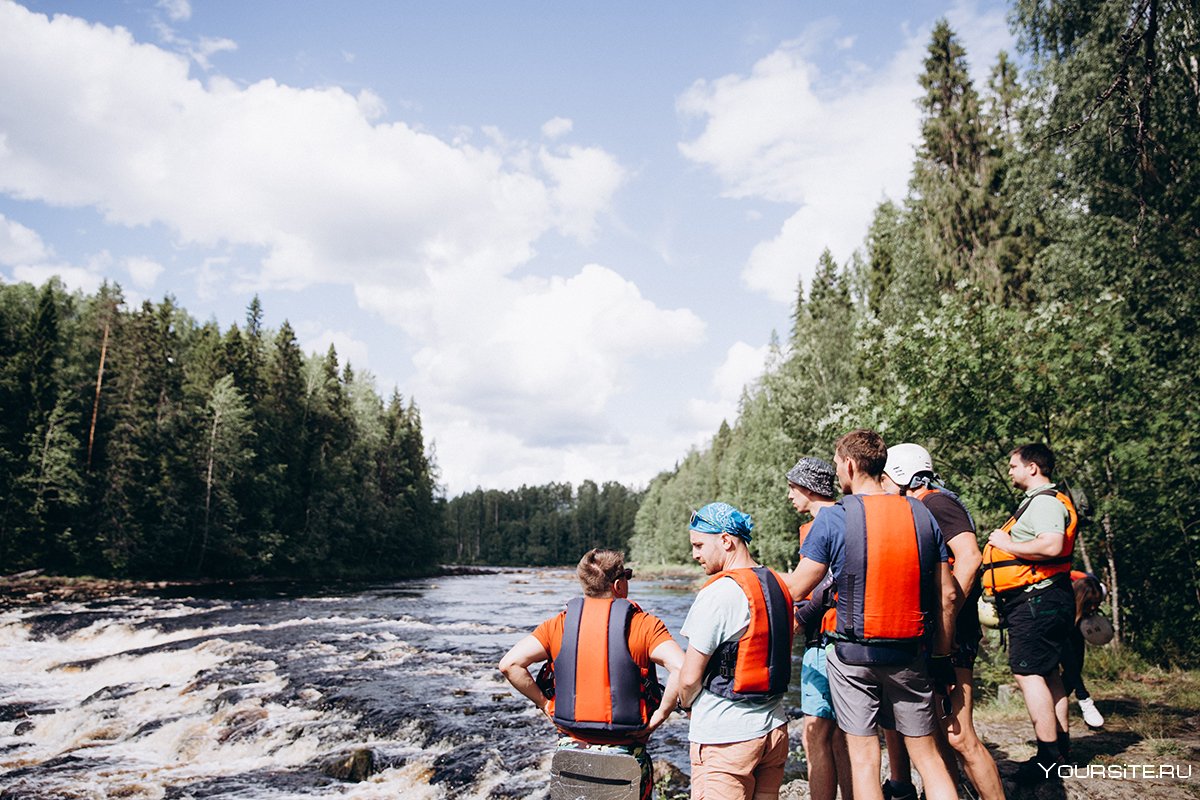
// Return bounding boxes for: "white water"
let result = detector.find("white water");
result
[0,570,714,799]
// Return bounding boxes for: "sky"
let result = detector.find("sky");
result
[0,0,1015,496]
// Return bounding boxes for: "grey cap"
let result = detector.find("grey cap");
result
[786,456,837,499]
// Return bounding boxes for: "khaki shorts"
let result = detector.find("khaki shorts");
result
[689,723,789,800]
[825,646,937,737]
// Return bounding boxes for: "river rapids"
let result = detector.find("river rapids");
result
[0,568,803,798]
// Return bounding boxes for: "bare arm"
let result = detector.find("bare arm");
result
[946,532,982,613]
[498,634,553,719]
[784,558,829,602]
[678,644,713,710]
[987,529,1066,559]
[935,561,959,656]
[644,639,686,733]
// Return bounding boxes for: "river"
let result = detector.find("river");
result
[0,568,807,798]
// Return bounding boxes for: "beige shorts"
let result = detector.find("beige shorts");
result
[689,723,789,800]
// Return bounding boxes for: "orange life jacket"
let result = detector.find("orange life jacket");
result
[797,521,837,636]
[981,486,1077,596]
[548,596,652,735]
[833,494,939,665]
[701,566,793,699]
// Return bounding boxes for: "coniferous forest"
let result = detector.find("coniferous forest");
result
[630,4,1200,665]
[0,286,441,579]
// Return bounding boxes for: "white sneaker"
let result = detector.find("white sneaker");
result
[1079,696,1105,728]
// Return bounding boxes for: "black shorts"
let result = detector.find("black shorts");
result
[1000,579,1074,676]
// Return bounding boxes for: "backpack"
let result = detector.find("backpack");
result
[1057,478,1091,528]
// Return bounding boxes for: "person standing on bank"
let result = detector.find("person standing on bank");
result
[1062,570,1106,729]
[499,549,685,800]
[786,457,852,800]
[784,429,960,800]
[880,444,1004,800]
[982,443,1078,782]
[678,502,794,800]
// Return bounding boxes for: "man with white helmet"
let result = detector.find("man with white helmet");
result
[880,444,1003,800]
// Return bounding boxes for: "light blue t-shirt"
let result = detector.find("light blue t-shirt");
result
[680,576,788,744]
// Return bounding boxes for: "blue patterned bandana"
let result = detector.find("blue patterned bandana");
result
[689,502,753,542]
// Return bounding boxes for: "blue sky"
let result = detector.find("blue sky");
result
[0,0,1014,495]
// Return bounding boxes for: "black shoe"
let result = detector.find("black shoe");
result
[883,779,919,800]
[1014,757,1061,784]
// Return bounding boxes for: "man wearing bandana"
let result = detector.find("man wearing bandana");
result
[678,502,794,800]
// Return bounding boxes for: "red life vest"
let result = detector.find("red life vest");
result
[549,597,652,735]
[833,494,939,665]
[981,486,1077,596]
[700,566,794,699]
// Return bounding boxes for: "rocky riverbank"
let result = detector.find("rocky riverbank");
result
[0,571,181,608]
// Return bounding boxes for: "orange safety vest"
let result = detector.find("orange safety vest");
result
[701,566,794,699]
[981,486,1077,596]
[547,597,653,735]
[835,494,938,647]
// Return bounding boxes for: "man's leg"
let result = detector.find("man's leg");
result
[832,728,853,800]
[846,733,885,800]
[903,734,959,800]
[804,716,838,800]
[801,647,842,800]
[1013,672,1061,742]
[943,667,1004,800]
[882,729,917,798]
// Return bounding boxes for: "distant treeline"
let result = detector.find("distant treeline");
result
[0,285,440,579]
[631,7,1200,665]
[443,481,642,566]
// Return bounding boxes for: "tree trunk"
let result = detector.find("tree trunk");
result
[200,406,221,571]
[87,320,110,470]
[1101,509,1121,648]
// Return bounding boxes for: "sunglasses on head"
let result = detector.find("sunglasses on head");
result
[612,567,633,582]
[689,509,721,533]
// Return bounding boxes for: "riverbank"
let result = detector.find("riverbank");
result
[0,571,183,607]
[0,565,500,609]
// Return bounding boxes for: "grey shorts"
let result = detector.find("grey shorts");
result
[825,646,938,737]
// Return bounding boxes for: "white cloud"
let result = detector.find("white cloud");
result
[359,263,705,445]
[540,145,626,242]
[11,263,104,294]
[157,0,191,23]
[685,341,770,431]
[125,256,165,289]
[678,8,1014,302]
[0,3,617,295]
[0,213,50,265]
[430,417,700,494]
[302,328,370,369]
[541,116,573,139]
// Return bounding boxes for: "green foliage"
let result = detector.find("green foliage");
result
[0,287,444,580]
[443,480,642,566]
[630,8,1200,666]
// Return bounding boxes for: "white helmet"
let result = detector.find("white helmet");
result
[1080,613,1115,646]
[884,443,935,488]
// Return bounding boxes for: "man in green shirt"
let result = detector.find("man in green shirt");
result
[984,443,1077,783]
